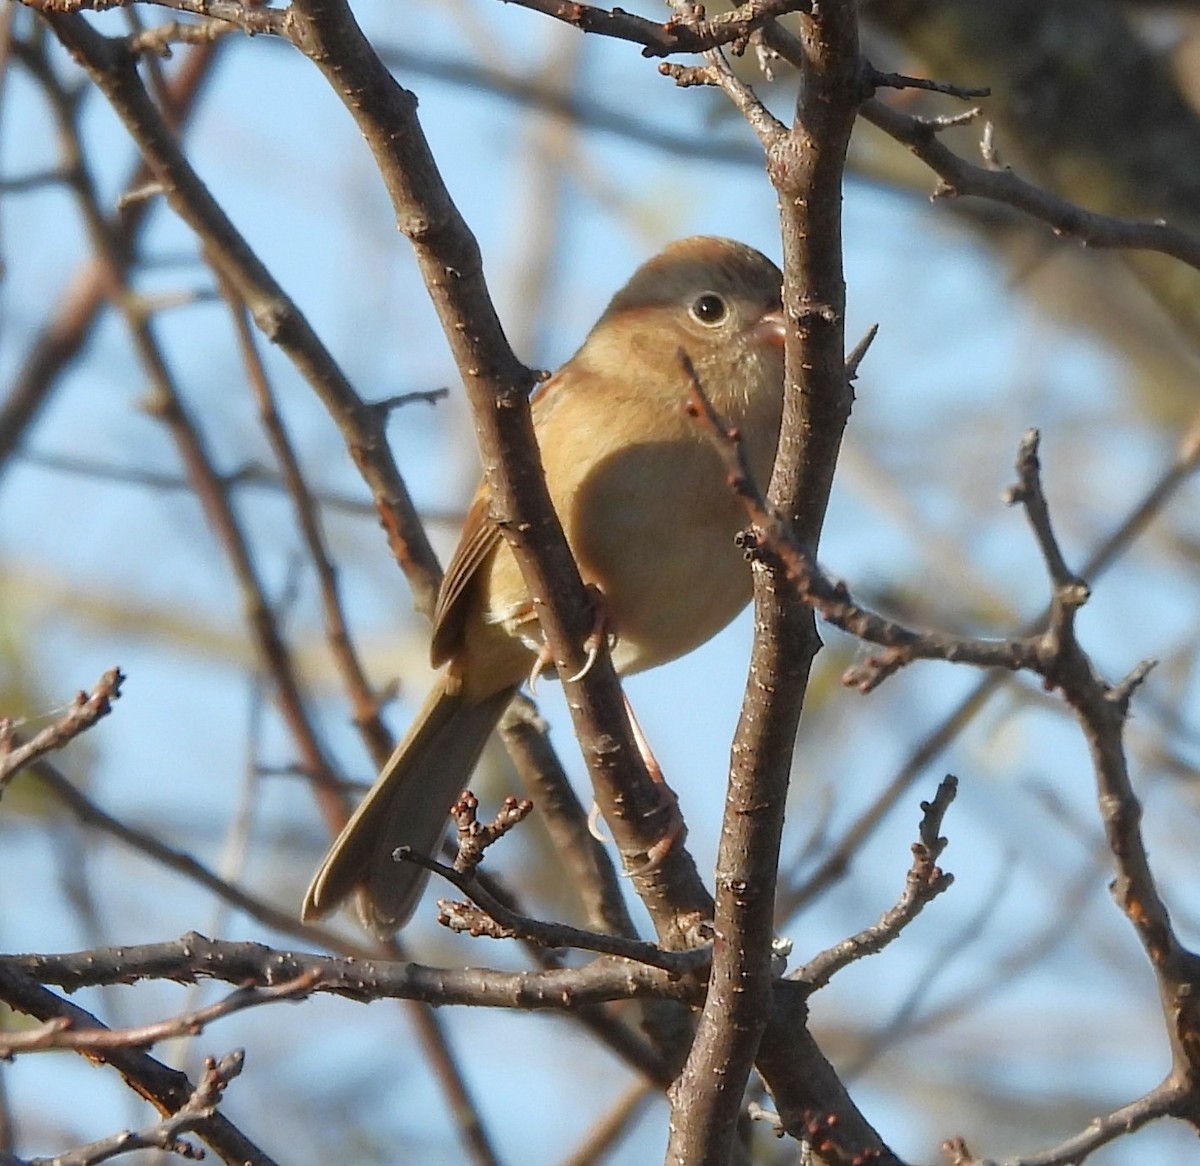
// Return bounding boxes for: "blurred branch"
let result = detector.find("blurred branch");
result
[17,22,352,830]
[13,447,459,523]
[36,9,444,617]
[22,0,286,34]
[20,756,370,954]
[0,33,222,480]
[559,1080,656,1166]
[377,42,762,166]
[212,269,394,771]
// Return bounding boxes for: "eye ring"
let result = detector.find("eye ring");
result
[689,292,729,327]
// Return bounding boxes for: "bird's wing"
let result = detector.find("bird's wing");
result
[430,484,500,667]
[429,371,571,667]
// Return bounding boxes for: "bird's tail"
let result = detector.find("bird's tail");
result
[302,676,517,935]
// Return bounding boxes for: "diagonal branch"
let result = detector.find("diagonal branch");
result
[284,0,714,945]
[0,963,277,1166]
[0,668,123,789]
[36,9,443,618]
[861,99,1200,273]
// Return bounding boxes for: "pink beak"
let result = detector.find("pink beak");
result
[753,308,787,350]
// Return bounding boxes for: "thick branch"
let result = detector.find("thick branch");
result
[667,3,863,1163]
[8,933,696,1009]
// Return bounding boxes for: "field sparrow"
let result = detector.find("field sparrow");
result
[303,236,786,934]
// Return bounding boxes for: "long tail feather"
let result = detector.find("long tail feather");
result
[302,678,517,935]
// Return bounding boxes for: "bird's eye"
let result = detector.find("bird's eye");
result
[689,292,728,326]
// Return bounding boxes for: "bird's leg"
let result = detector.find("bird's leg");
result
[566,582,612,682]
[527,583,613,691]
[622,693,687,873]
[586,691,688,873]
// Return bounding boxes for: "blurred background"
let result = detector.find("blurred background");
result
[2,0,1200,1162]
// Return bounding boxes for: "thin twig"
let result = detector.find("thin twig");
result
[794,777,956,991]
[0,668,123,788]
[861,98,1200,272]
[0,972,321,1056]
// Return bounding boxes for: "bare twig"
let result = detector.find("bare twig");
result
[682,356,1048,691]
[0,1051,248,1166]
[794,777,956,991]
[0,963,275,1166]
[7,933,695,1010]
[781,408,1200,913]
[431,883,707,973]
[861,62,989,101]
[484,0,809,59]
[0,973,320,1056]
[0,668,123,788]
[0,33,223,481]
[944,1074,1192,1166]
[861,99,1200,273]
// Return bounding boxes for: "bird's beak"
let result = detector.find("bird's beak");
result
[753,308,787,350]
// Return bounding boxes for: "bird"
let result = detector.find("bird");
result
[302,235,787,935]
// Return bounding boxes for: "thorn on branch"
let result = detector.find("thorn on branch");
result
[1108,658,1157,715]
[117,180,166,210]
[845,324,878,380]
[747,1101,784,1135]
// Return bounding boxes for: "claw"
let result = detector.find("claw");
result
[587,800,612,843]
[527,639,556,695]
[567,583,614,683]
[531,583,614,689]
[565,633,602,683]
